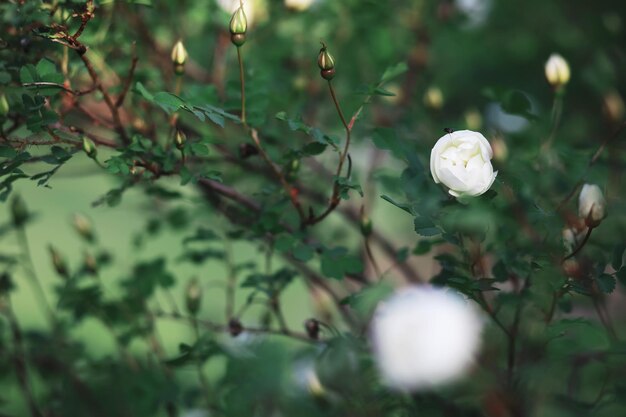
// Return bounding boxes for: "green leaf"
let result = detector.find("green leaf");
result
[414,216,440,236]
[380,194,413,214]
[275,112,337,146]
[153,92,185,113]
[380,62,408,83]
[596,274,616,294]
[292,243,314,262]
[134,82,154,101]
[183,227,219,244]
[320,247,363,280]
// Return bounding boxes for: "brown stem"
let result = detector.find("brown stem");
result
[237,46,246,125]
[115,44,138,108]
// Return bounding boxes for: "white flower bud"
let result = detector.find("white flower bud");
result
[424,86,444,110]
[578,184,607,227]
[544,53,570,88]
[430,129,498,197]
[370,286,483,391]
[285,0,315,11]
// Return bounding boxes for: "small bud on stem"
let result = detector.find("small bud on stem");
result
[185,278,202,316]
[230,2,248,47]
[318,42,336,80]
[48,245,69,279]
[171,40,188,75]
[82,136,97,159]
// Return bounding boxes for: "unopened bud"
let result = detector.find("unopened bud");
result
[82,136,97,159]
[0,93,9,117]
[603,91,624,123]
[175,129,186,150]
[230,2,248,46]
[10,195,28,227]
[464,108,482,130]
[360,213,373,237]
[72,213,95,242]
[318,43,335,80]
[578,184,607,228]
[83,251,98,275]
[229,318,243,337]
[545,53,570,89]
[424,86,444,110]
[490,136,508,162]
[171,40,188,75]
[48,245,69,279]
[185,278,202,315]
[304,318,320,340]
[562,259,582,278]
[285,0,315,11]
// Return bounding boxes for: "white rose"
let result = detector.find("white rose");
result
[544,53,570,88]
[430,129,497,197]
[370,286,483,391]
[578,183,607,227]
[285,0,316,11]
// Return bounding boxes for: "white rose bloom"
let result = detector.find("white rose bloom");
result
[285,0,316,11]
[544,53,570,87]
[430,130,497,197]
[370,286,483,391]
[578,183,607,227]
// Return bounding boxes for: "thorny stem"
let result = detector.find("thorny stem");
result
[237,46,246,125]
[308,80,358,225]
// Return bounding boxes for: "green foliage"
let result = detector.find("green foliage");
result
[0,0,625,416]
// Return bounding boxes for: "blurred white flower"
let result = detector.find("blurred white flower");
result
[485,102,529,133]
[430,129,497,197]
[544,53,570,88]
[285,0,316,11]
[578,184,607,227]
[292,359,325,397]
[217,0,255,25]
[456,0,492,27]
[370,286,483,391]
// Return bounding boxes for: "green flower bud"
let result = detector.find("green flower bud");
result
[230,3,248,46]
[48,245,69,279]
[0,93,9,117]
[318,43,335,80]
[10,195,28,228]
[175,129,186,150]
[72,213,95,242]
[82,136,97,159]
[185,277,202,315]
[360,214,373,237]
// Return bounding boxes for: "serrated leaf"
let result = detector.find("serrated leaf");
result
[596,274,616,294]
